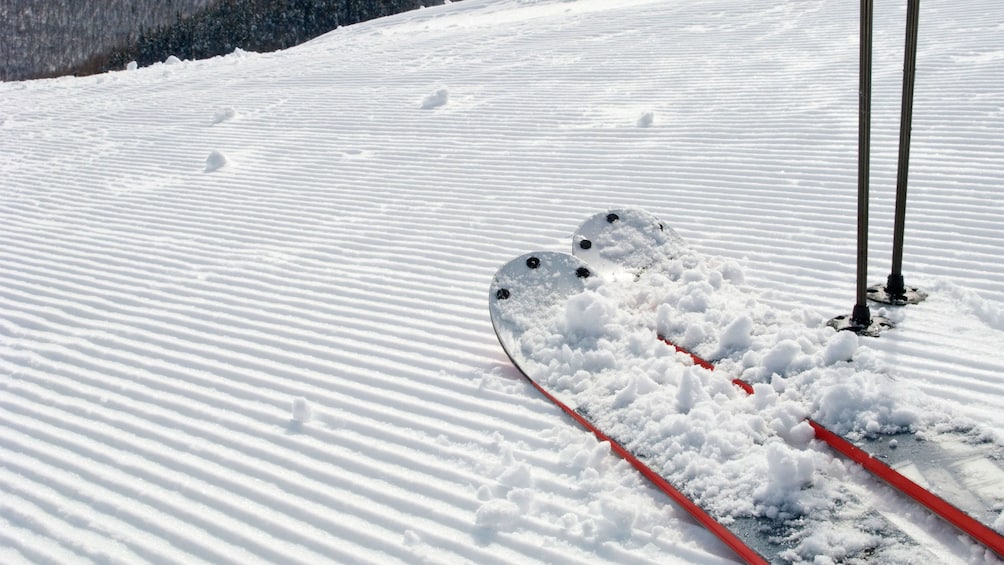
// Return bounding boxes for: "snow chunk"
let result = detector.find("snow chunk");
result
[559,432,612,475]
[813,369,922,435]
[475,499,520,530]
[636,112,654,128]
[497,462,533,488]
[205,150,228,172]
[796,525,882,563]
[421,88,449,109]
[126,61,138,71]
[760,339,808,376]
[402,529,421,546]
[476,485,492,501]
[592,497,638,540]
[564,291,615,341]
[165,55,182,65]
[717,316,753,356]
[291,397,311,424]
[755,442,814,505]
[212,107,238,125]
[675,369,708,414]
[786,420,815,447]
[676,282,712,313]
[822,330,858,365]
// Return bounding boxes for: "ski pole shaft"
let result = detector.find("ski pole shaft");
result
[889,0,920,292]
[854,0,874,325]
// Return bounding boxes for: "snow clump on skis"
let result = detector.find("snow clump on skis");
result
[493,246,923,561]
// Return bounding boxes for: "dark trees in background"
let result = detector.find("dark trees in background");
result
[1,0,449,81]
[1,0,214,80]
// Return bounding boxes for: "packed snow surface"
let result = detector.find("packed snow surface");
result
[2,0,1004,563]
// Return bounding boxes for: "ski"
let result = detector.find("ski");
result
[571,208,1004,558]
[490,251,930,563]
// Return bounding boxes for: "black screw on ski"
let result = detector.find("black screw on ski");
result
[579,239,592,250]
[575,267,591,278]
[496,288,511,300]
[526,256,541,269]
[606,213,620,223]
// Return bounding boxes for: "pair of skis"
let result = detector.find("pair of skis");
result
[489,209,1004,563]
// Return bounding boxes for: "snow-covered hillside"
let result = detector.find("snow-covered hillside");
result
[2,0,1003,563]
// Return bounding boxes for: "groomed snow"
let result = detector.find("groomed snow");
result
[2,0,1003,563]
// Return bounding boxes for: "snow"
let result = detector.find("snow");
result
[2,0,1004,563]
[204,150,229,172]
[421,88,450,110]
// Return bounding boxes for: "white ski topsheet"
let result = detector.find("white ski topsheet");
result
[2,0,1004,563]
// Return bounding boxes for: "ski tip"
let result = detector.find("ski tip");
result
[489,251,594,371]
[572,208,684,276]
[489,251,593,301]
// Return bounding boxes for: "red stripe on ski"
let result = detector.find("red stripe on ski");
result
[519,373,769,565]
[658,335,755,393]
[658,335,1004,558]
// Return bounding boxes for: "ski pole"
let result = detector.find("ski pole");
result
[868,0,928,305]
[830,0,892,335]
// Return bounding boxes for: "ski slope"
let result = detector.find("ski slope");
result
[2,0,1003,563]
